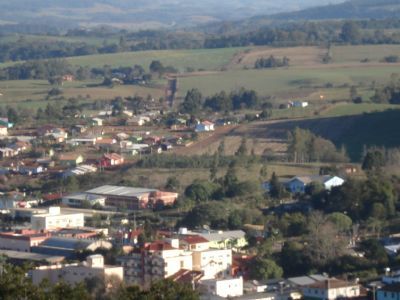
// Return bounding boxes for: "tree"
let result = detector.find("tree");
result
[235,137,248,156]
[179,202,229,229]
[185,180,220,203]
[362,150,385,172]
[269,172,286,199]
[259,163,268,181]
[327,212,352,233]
[305,211,346,268]
[180,89,202,115]
[7,107,19,124]
[341,21,361,44]
[250,257,283,280]
[149,60,164,76]
[165,176,180,192]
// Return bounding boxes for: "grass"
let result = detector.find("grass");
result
[321,103,400,117]
[65,48,246,71]
[0,79,164,108]
[332,44,400,64]
[178,64,400,98]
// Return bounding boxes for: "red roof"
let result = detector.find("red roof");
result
[145,241,175,251]
[182,235,209,244]
[202,121,214,126]
[104,153,123,160]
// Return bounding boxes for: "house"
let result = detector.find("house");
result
[91,118,103,126]
[9,141,31,153]
[180,235,210,252]
[30,254,123,286]
[31,206,84,231]
[95,138,117,149]
[127,116,150,126]
[0,147,16,158]
[199,277,243,298]
[192,248,232,280]
[0,125,8,136]
[0,191,27,209]
[101,153,124,167]
[62,74,74,82]
[0,117,13,128]
[58,154,84,167]
[18,164,44,176]
[195,121,215,132]
[188,230,247,250]
[63,164,97,178]
[290,101,309,108]
[302,278,361,300]
[44,128,68,143]
[285,175,345,194]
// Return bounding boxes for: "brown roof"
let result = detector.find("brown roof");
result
[182,235,209,244]
[145,241,175,251]
[307,279,359,290]
[169,269,203,284]
[104,153,123,160]
[59,153,82,161]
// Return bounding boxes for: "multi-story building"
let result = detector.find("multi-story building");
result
[118,239,193,288]
[192,248,232,280]
[31,206,84,231]
[302,278,361,300]
[30,254,123,286]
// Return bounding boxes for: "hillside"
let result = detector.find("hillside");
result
[0,0,345,29]
[255,109,400,161]
[271,0,400,20]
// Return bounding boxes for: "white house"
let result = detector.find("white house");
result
[285,175,345,193]
[200,277,243,298]
[91,118,103,126]
[0,125,8,136]
[31,207,84,231]
[195,121,215,132]
[30,254,123,286]
[302,278,361,300]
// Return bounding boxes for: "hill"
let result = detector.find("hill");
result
[271,0,400,20]
[0,0,345,29]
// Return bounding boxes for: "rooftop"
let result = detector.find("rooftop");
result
[0,249,64,264]
[86,185,157,198]
[305,279,359,289]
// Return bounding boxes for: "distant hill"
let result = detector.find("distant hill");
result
[0,0,345,30]
[271,0,400,20]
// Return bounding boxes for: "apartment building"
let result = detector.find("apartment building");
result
[192,248,232,280]
[118,239,192,288]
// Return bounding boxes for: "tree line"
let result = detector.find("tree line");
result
[3,19,400,64]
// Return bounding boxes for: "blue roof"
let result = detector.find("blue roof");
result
[39,237,94,250]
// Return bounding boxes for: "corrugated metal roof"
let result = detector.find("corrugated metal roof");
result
[86,185,157,197]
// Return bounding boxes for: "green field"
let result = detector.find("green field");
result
[178,64,400,99]
[332,44,400,63]
[0,80,164,108]
[65,48,246,71]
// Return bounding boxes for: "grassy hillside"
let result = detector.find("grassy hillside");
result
[261,109,400,161]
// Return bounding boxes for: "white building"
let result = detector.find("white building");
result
[285,175,345,194]
[200,277,243,298]
[119,239,193,287]
[302,278,361,300]
[30,254,123,286]
[195,121,215,132]
[0,125,8,136]
[31,207,84,231]
[192,248,232,280]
